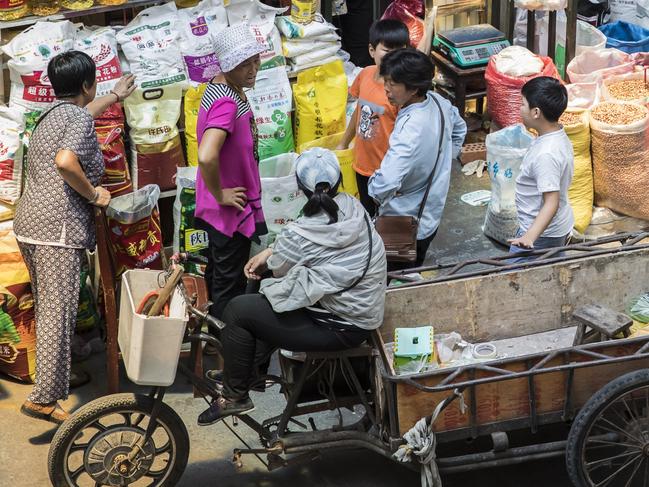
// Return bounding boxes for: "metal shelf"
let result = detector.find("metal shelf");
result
[0,0,163,30]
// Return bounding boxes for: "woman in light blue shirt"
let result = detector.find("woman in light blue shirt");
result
[368,49,467,270]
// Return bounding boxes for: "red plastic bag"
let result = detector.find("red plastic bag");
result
[381,0,424,47]
[485,55,561,128]
[95,103,132,197]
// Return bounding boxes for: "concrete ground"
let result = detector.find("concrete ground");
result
[0,163,572,486]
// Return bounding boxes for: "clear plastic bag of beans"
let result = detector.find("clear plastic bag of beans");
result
[590,101,649,220]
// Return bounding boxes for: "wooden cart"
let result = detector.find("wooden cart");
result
[48,233,649,487]
[378,231,649,485]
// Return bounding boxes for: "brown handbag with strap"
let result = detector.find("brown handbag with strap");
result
[374,95,446,263]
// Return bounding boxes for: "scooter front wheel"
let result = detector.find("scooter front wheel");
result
[48,393,189,487]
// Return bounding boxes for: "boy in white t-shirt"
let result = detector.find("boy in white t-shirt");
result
[509,76,574,259]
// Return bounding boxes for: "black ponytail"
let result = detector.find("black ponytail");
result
[301,181,341,223]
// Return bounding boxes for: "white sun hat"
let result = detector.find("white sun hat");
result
[214,23,266,73]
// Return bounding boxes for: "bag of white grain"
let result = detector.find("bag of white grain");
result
[483,124,535,244]
[258,152,306,243]
[74,26,122,97]
[485,46,561,128]
[559,109,593,233]
[249,67,295,160]
[124,75,187,190]
[226,0,286,70]
[566,48,634,84]
[0,229,36,383]
[2,21,75,143]
[289,44,342,72]
[116,2,187,82]
[178,0,228,86]
[276,12,337,40]
[601,71,649,106]
[0,106,25,205]
[590,101,649,220]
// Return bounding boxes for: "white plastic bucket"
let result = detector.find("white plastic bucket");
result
[118,269,188,386]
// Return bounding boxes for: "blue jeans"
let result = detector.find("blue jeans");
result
[508,228,569,263]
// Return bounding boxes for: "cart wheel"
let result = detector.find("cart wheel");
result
[48,393,189,487]
[566,369,649,487]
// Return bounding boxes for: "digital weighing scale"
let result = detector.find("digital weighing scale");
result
[432,24,510,68]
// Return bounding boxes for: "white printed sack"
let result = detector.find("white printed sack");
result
[282,39,340,58]
[290,44,341,68]
[276,13,337,39]
[0,107,25,205]
[249,67,294,160]
[226,0,286,70]
[124,75,185,145]
[2,21,75,115]
[75,26,122,97]
[258,153,306,239]
[117,2,187,84]
[178,0,228,86]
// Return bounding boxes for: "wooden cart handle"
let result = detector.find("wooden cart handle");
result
[147,265,184,317]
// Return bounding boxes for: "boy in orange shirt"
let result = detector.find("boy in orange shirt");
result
[338,18,434,216]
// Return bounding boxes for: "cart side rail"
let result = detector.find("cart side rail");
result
[380,335,649,438]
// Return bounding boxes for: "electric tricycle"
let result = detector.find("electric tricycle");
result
[48,233,649,487]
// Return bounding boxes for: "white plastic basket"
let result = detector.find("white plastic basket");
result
[118,269,188,386]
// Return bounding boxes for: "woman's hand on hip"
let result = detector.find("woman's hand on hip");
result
[244,248,272,280]
[217,187,247,211]
[90,186,111,208]
[112,74,137,101]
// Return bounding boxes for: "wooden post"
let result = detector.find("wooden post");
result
[507,0,516,43]
[94,208,120,394]
[490,0,501,31]
[526,10,535,50]
[548,10,557,60]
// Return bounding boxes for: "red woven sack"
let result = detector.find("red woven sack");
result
[381,0,424,47]
[95,103,132,197]
[485,55,561,128]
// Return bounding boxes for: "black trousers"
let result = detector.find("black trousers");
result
[386,230,437,272]
[203,227,251,320]
[222,294,369,400]
[333,0,373,67]
[355,172,377,217]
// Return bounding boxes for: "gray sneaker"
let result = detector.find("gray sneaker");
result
[197,396,255,426]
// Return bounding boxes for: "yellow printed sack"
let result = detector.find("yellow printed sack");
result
[299,132,359,199]
[562,109,593,233]
[293,60,347,148]
[0,230,35,383]
[184,83,206,167]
